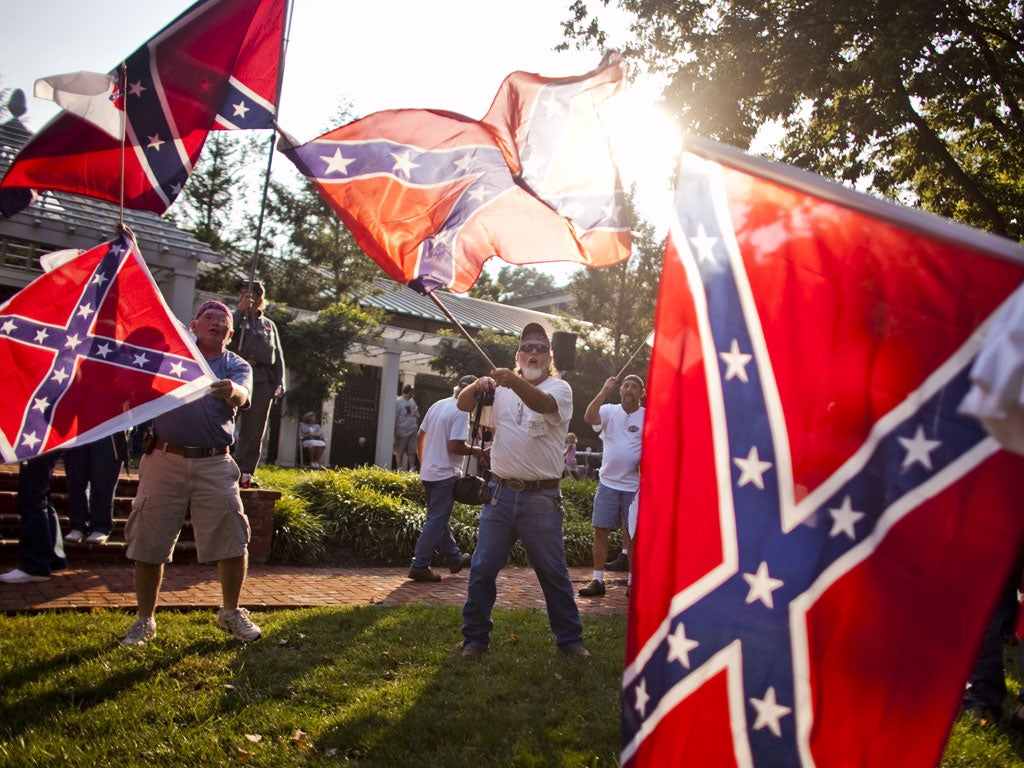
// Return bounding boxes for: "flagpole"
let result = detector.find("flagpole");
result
[237,0,295,346]
[426,289,498,371]
[614,331,653,380]
[117,62,127,230]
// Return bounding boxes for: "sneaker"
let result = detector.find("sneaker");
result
[963,704,1001,728]
[122,616,157,646]
[605,552,629,572]
[578,578,606,597]
[216,607,263,642]
[0,568,50,584]
[408,566,441,582]
[449,553,472,574]
[85,531,110,544]
[63,529,86,544]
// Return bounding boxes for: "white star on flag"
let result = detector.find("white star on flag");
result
[51,368,69,384]
[232,100,250,118]
[734,445,772,489]
[321,148,355,175]
[689,224,718,264]
[749,686,792,737]
[828,495,865,540]
[64,333,82,350]
[34,328,48,344]
[634,678,650,717]
[32,397,49,414]
[147,134,164,151]
[720,339,753,382]
[132,352,150,367]
[76,303,95,320]
[743,561,784,608]
[169,361,186,377]
[95,343,112,359]
[1,319,16,334]
[128,80,146,97]
[666,623,699,668]
[390,150,419,178]
[898,424,942,470]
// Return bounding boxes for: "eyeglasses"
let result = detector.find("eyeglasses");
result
[518,342,549,354]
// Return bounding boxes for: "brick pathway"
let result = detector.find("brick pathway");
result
[0,564,628,615]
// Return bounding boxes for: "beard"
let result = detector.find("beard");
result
[521,363,547,382]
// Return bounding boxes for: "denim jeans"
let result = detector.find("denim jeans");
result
[411,476,462,570]
[17,453,66,576]
[462,483,584,650]
[963,571,1021,714]
[64,433,126,535]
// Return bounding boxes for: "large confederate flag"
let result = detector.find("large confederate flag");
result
[625,137,1024,767]
[0,233,216,463]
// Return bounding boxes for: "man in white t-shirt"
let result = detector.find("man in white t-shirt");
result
[456,323,590,659]
[408,375,481,582]
[578,374,645,597]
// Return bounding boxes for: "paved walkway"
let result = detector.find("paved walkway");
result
[0,564,628,615]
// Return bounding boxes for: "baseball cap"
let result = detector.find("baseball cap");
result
[519,322,550,345]
[236,278,265,295]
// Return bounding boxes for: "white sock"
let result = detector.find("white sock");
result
[593,570,605,582]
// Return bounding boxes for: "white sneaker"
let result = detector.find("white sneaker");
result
[216,607,263,641]
[0,568,50,584]
[122,616,157,646]
[85,531,110,544]
[64,529,86,543]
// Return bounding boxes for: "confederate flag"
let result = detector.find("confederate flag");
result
[0,0,285,217]
[277,53,630,294]
[625,137,1024,767]
[0,233,216,463]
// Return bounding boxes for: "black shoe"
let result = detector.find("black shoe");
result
[1011,702,1024,734]
[578,578,606,597]
[605,552,629,572]
[449,553,472,574]
[963,704,1001,727]
[408,567,441,582]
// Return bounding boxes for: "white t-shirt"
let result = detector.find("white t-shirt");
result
[418,396,470,481]
[594,403,644,491]
[490,375,573,481]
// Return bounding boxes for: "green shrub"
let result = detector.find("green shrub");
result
[271,492,328,564]
[269,467,606,567]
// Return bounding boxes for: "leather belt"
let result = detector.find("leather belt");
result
[154,439,229,459]
[496,476,561,492]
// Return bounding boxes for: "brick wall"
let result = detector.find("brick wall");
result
[240,489,279,564]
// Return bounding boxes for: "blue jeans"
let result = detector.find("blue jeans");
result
[17,454,66,576]
[64,433,126,535]
[411,477,463,570]
[462,483,584,650]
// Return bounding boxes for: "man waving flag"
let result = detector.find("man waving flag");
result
[626,136,1024,767]
[0,0,286,218]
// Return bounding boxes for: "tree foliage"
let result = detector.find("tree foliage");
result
[495,265,560,301]
[564,0,1024,239]
[429,328,519,378]
[270,301,379,416]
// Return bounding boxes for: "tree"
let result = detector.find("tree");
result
[270,301,379,416]
[430,329,519,378]
[563,0,1024,239]
[170,132,257,256]
[495,265,560,302]
[466,269,503,301]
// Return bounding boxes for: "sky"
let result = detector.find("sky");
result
[0,0,677,284]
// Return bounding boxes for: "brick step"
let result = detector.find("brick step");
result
[0,492,135,518]
[0,510,194,542]
[0,538,198,565]
[0,470,140,496]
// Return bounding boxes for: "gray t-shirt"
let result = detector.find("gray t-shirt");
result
[154,351,252,447]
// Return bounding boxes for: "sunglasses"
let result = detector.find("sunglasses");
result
[518,342,549,354]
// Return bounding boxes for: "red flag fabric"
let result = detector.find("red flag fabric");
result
[0,0,285,217]
[625,137,1024,767]
[0,233,216,463]
[277,54,630,293]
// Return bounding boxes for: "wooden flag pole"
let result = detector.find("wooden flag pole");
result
[117,62,127,230]
[426,289,498,371]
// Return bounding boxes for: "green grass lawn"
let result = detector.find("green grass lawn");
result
[2,606,1024,766]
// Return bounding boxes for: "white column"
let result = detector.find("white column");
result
[376,350,401,467]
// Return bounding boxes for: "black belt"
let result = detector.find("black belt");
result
[154,439,229,459]
[496,476,561,492]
